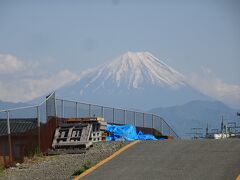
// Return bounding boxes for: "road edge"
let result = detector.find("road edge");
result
[74,140,140,180]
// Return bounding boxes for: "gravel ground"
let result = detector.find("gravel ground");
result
[3,141,129,180]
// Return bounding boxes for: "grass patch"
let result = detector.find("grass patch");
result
[0,165,5,177]
[23,145,53,165]
[72,161,92,176]
[117,142,125,149]
[26,146,41,158]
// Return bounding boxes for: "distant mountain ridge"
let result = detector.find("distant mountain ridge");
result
[1,98,237,140]
[58,51,210,109]
[149,100,239,138]
[0,100,29,111]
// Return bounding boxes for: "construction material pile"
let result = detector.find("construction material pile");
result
[48,117,107,155]
[106,124,158,141]
[48,117,163,155]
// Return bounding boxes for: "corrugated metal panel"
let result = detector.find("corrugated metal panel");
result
[0,119,37,135]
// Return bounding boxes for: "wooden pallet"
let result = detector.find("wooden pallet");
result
[51,123,93,152]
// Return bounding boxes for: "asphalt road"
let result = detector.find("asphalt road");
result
[82,139,240,180]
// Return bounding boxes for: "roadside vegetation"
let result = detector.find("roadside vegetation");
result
[72,161,92,176]
[0,165,5,177]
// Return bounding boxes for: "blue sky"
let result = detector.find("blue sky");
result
[0,0,239,107]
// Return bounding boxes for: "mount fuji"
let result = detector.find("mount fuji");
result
[58,52,210,110]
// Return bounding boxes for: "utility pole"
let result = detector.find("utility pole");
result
[205,123,209,138]
[220,116,224,134]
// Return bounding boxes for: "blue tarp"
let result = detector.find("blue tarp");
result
[106,124,158,141]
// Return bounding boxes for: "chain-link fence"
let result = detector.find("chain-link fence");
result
[55,98,179,138]
[0,93,179,167]
[0,93,55,167]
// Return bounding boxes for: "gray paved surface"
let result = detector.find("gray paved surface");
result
[82,139,240,180]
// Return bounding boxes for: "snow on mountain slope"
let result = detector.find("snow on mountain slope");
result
[58,52,211,109]
[76,52,185,92]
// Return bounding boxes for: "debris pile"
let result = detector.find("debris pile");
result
[48,117,107,155]
[48,117,162,155]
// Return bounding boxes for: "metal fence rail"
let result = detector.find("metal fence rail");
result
[55,98,179,138]
[0,93,179,167]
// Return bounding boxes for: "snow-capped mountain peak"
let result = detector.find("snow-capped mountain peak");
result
[80,51,185,90]
[59,51,209,109]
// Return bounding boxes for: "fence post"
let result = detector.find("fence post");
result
[37,106,41,151]
[101,106,104,118]
[54,99,58,128]
[89,104,91,116]
[61,100,64,119]
[7,111,13,163]
[124,110,126,124]
[161,118,163,135]
[143,113,145,128]
[76,102,78,119]
[134,112,136,126]
[152,114,154,134]
[54,98,57,118]
[113,108,115,124]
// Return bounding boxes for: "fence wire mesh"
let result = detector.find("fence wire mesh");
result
[54,98,178,139]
